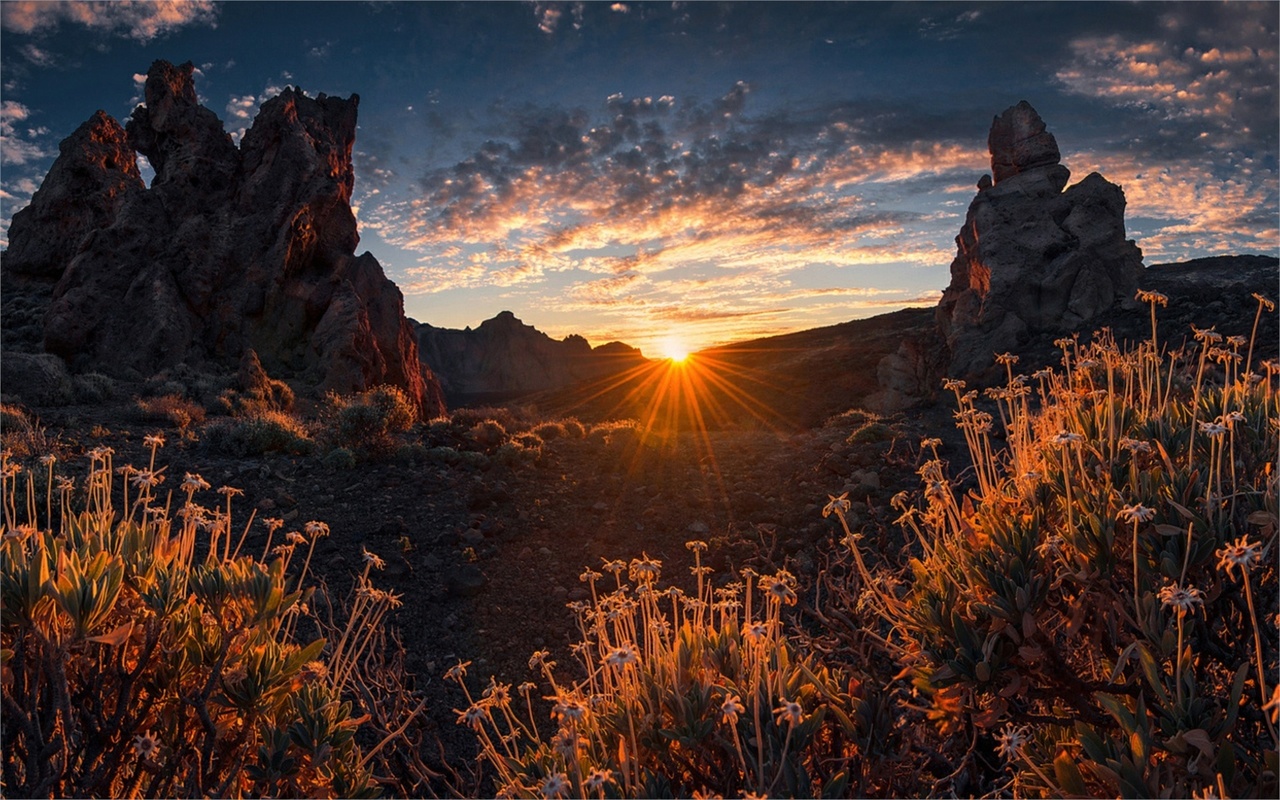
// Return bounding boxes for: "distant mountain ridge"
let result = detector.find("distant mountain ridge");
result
[413,311,648,405]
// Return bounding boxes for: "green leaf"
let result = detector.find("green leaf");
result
[1053,751,1088,797]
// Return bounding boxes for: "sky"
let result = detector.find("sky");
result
[1,1,1276,356]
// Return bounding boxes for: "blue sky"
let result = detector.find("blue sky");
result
[2,1,1276,355]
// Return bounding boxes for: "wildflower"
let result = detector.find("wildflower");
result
[271,543,296,558]
[1135,289,1169,306]
[942,378,966,391]
[1224,410,1246,426]
[601,558,626,575]
[1226,335,1247,349]
[584,769,614,793]
[133,730,161,760]
[1035,534,1066,560]
[216,486,243,498]
[605,644,639,669]
[529,650,553,670]
[131,470,165,489]
[1052,430,1083,446]
[1198,420,1227,438]
[361,549,386,570]
[443,660,471,682]
[456,703,488,731]
[743,621,770,642]
[822,492,851,518]
[1117,504,1156,524]
[299,660,329,682]
[1192,325,1222,343]
[720,693,745,725]
[263,517,285,533]
[286,531,307,545]
[1119,437,1152,454]
[1077,358,1099,369]
[774,699,803,727]
[181,473,210,493]
[996,723,1030,761]
[629,554,662,583]
[38,453,55,466]
[1252,292,1276,312]
[579,568,601,583]
[56,476,75,492]
[142,433,165,449]
[540,773,570,799]
[766,576,797,606]
[1032,368,1054,380]
[304,520,330,538]
[1216,536,1262,580]
[551,696,587,725]
[1158,583,1204,616]
[483,680,512,705]
[995,352,1019,365]
[551,729,581,757]
[920,437,942,449]
[685,539,708,553]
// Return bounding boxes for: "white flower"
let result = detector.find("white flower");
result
[604,645,638,670]
[540,772,570,799]
[720,694,744,724]
[996,723,1030,761]
[1216,536,1261,579]
[1117,504,1155,524]
[584,768,613,792]
[361,549,386,570]
[774,699,803,727]
[1158,583,1204,616]
[822,492,851,518]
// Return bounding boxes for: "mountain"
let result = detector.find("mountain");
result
[1,60,443,417]
[414,311,648,405]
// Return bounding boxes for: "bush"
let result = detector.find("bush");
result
[72,372,117,404]
[203,411,313,457]
[467,419,508,450]
[449,548,859,798]
[531,421,568,441]
[833,312,1279,798]
[0,450,402,797]
[136,393,207,430]
[324,446,357,471]
[0,404,54,459]
[325,385,416,458]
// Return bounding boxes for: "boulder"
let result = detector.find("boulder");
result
[936,101,1143,376]
[1,352,74,406]
[1,60,443,417]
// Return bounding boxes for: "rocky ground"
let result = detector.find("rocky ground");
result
[2,255,1274,792]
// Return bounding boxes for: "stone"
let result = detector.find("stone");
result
[936,101,1143,377]
[0,352,74,406]
[1,60,443,417]
[446,564,488,598]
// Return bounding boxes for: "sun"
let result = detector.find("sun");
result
[660,336,689,363]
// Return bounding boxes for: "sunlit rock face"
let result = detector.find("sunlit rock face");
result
[416,311,647,402]
[1,59,442,417]
[936,100,1144,376]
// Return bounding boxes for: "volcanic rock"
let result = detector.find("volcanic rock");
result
[936,101,1144,377]
[1,60,442,417]
[3,112,144,283]
[416,311,647,403]
[0,352,74,406]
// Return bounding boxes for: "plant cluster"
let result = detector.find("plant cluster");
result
[831,292,1278,797]
[0,437,421,797]
[449,544,864,799]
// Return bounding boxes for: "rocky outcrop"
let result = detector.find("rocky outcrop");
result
[3,112,144,283]
[1,60,442,417]
[416,311,647,402]
[936,101,1144,376]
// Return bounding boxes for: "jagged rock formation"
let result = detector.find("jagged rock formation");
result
[936,100,1144,376]
[1,60,443,416]
[415,311,647,403]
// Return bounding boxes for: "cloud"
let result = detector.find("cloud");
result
[19,43,56,67]
[1055,5,1277,152]
[1,0,220,41]
[0,100,52,165]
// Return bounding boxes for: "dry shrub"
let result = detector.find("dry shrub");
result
[202,410,313,456]
[135,393,206,430]
[0,403,53,459]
